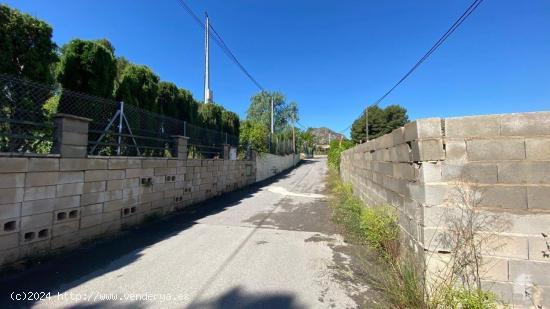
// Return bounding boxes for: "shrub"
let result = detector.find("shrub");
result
[359,206,399,259]
[239,120,269,153]
[327,139,354,171]
[328,171,399,259]
[436,288,498,309]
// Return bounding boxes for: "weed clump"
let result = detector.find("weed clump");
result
[326,168,501,309]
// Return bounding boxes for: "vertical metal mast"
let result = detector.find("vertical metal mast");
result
[270,96,274,152]
[270,97,274,134]
[292,115,296,154]
[204,12,212,103]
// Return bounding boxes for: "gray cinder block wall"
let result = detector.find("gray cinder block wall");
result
[255,153,301,182]
[340,111,550,308]
[0,156,256,267]
[0,114,257,269]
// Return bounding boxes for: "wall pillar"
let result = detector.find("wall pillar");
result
[53,113,91,158]
[222,144,230,160]
[172,136,189,159]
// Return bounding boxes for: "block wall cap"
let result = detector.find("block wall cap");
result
[0,152,61,158]
[53,113,92,122]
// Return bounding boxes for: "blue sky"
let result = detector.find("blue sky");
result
[4,0,550,135]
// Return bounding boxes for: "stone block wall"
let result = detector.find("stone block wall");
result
[0,155,256,268]
[256,153,301,182]
[340,111,550,307]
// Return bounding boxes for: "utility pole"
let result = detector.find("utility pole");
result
[204,12,212,103]
[270,96,274,134]
[269,96,274,152]
[364,107,369,142]
[292,116,296,154]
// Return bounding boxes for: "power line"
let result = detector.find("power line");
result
[371,0,484,107]
[208,25,265,91]
[175,0,265,91]
[338,0,484,134]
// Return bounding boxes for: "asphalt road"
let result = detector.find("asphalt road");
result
[0,158,378,309]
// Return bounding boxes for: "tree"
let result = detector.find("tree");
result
[157,82,202,127]
[351,105,409,143]
[198,103,223,131]
[115,56,130,85]
[222,110,240,137]
[115,64,159,111]
[240,120,269,153]
[56,39,117,98]
[94,38,115,55]
[0,5,58,153]
[157,81,179,116]
[177,89,199,124]
[0,4,58,83]
[246,91,299,132]
[300,128,315,148]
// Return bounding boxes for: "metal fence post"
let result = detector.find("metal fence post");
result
[184,121,187,137]
[117,101,124,155]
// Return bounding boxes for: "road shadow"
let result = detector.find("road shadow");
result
[0,162,305,308]
[187,286,305,309]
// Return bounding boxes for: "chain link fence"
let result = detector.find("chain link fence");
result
[0,74,57,154]
[0,74,239,158]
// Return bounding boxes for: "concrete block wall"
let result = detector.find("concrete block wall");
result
[340,111,550,307]
[0,155,256,268]
[256,153,301,182]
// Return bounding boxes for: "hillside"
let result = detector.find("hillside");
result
[309,127,346,145]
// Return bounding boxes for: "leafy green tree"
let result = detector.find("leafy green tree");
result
[198,103,223,131]
[115,64,159,111]
[157,81,179,115]
[94,38,115,55]
[56,39,117,98]
[115,56,130,86]
[351,105,409,143]
[221,110,240,137]
[300,128,315,148]
[0,5,58,153]
[157,82,201,127]
[246,91,299,132]
[240,120,269,153]
[178,89,199,124]
[0,4,58,83]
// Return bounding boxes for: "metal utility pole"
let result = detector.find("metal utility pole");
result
[365,107,369,142]
[270,96,274,152]
[270,97,274,134]
[204,12,212,103]
[292,117,296,154]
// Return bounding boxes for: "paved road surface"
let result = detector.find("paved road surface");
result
[0,158,378,309]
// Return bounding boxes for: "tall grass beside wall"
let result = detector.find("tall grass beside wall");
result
[326,165,501,309]
[326,169,426,308]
